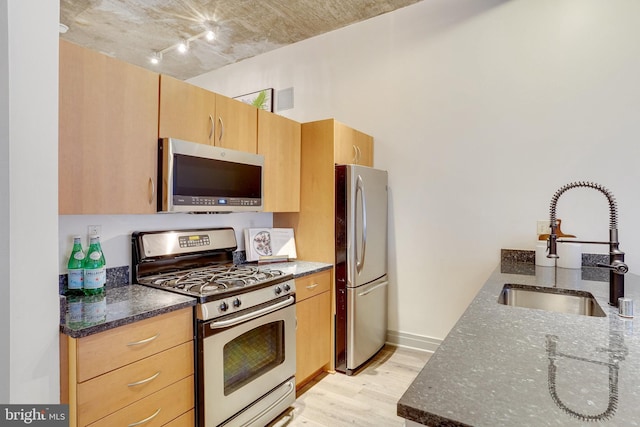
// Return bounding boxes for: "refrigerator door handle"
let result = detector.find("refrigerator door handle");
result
[358,280,389,297]
[356,175,367,274]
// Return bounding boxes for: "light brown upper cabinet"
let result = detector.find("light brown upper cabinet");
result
[215,94,258,153]
[273,118,374,263]
[257,110,301,212]
[333,122,374,166]
[158,74,215,147]
[59,40,159,214]
[159,75,257,153]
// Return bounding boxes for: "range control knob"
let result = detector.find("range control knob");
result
[233,298,241,308]
[275,286,282,295]
[283,283,291,292]
[219,301,229,312]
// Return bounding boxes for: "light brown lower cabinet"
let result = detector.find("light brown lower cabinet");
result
[296,270,332,389]
[60,308,194,427]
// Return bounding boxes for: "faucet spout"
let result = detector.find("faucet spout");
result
[547,181,628,306]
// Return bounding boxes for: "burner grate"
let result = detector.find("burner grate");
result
[139,264,286,296]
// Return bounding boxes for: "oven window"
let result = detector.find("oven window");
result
[223,320,285,395]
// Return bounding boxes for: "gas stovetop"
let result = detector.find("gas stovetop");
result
[137,264,290,298]
[132,227,296,321]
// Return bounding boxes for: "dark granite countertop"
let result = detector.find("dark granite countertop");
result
[398,262,640,426]
[59,260,331,339]
[60,285,196,338]
[244,260,333,278]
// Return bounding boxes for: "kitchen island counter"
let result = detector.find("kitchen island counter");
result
[398,261,640,426]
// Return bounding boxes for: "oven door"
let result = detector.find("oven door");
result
[199,295,296,427]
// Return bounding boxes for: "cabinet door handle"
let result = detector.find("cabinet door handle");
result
[352,145,358,163]
[127,333,159,347]
[127,371,161,387]
[218,116,224,144]
[148,177,154,205]
[208,114,214,142]
[357,145,362,163]
[306,283,319,290]
[128,408,161,427]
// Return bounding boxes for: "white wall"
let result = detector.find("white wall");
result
[2,0,60,402]
[190,0,640,345]
[0,0,10,403]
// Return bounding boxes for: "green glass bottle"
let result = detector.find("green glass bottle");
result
[66,235,85,296]
[84,235,106,295]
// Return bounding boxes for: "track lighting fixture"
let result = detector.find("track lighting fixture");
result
[149,51,162,65]
[177,40,189,53]
[148,23,217,65]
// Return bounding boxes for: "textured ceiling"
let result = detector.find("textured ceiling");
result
[60,0,423,80]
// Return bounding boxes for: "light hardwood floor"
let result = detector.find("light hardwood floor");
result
[271,345,431,427]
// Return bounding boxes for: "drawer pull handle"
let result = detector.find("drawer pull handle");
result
[128,408,161,427]
[306,283,319,290]
[127,333,160,347]
[127,371,161,387]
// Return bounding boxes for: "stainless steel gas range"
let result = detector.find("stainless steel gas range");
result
[132,228,296,427]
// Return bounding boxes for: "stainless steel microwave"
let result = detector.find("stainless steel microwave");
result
[158,138,264,213]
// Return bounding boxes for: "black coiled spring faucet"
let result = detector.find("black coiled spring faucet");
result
[547,181,628,306]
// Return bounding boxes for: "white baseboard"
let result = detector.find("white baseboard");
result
[386,330,441,353]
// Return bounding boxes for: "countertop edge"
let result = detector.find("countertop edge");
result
[397,402,471,427]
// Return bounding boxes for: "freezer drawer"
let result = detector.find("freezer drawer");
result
[346,279,389,371]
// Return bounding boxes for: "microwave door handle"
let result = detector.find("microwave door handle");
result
[356,175,366,274]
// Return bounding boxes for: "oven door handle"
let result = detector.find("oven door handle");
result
[209,296,295,329]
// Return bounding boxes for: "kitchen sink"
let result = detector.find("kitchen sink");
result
[498,284,606,317]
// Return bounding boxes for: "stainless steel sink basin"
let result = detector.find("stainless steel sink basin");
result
[498,284,606,317]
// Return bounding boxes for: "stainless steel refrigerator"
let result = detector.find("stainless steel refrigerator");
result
[335,164,388,375]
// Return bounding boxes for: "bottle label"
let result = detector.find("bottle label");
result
[84,267,105,289]
[73,252,85,260]
[89,251,102,261]
[68,269,84,290]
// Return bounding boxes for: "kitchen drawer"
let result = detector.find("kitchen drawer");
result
[77,308,193,382]
[295,270,331,302]
[86,376,194,427]
[78,341,193,426]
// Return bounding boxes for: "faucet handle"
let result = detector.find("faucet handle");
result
[596,260,629,275]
